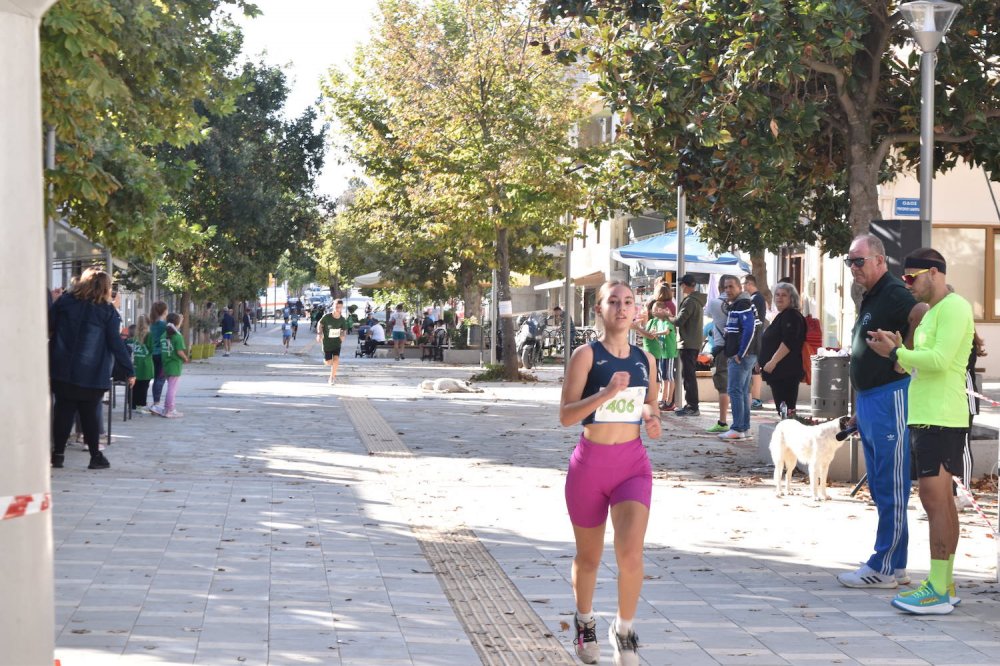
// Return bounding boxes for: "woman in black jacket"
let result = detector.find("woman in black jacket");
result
[49,268,135,469]
[758,282,806,418]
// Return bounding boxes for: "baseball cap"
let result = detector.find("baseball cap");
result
[679,274,697,287]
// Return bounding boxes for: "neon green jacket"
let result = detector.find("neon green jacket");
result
[896,293,974,428]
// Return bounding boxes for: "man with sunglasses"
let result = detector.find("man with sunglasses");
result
[867,249,974,614]
[837,234,926,591]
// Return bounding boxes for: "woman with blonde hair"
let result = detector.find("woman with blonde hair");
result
[560,281,661,665]
[49,268,134,469]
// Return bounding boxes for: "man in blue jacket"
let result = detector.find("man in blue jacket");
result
[720,276,761,441]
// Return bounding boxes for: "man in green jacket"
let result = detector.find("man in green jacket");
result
[672,274,707,416]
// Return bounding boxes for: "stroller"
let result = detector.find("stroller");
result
[356,334,379,358]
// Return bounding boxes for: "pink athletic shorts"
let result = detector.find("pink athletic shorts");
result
[565,435,652,528]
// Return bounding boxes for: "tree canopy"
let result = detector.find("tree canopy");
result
[541,0,1000,256]
[41,0,258,258]
[161,61,328,304]
[323,0,588,378]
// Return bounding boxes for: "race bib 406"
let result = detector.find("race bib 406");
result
[593,386,646,424]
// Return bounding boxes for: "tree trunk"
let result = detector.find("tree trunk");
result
[496,226,519,380]
[459,260,482,323]
[179,291,192,345]
[847,122,882,237]
[328,275,343,300]
[749,250,771,308]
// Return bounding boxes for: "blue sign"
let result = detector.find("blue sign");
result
[894,197,920,217]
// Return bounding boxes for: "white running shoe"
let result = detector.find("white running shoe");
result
[608,620,639,666]
[837,563,898,588]
[895,569,911,586]
[718,429,747,441]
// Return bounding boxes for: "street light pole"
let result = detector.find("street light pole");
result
[564,213,573,377]
[900,0,962,247]
[675,186,687,409]
[918,50,935,247]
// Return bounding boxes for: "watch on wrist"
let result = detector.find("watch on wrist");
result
[888,346,898,363]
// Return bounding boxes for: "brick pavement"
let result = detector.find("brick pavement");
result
[50,328,1000,665]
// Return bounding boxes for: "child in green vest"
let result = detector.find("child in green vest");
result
[151,312,188,418]
[633,299,677,410]
[130,315,155,412]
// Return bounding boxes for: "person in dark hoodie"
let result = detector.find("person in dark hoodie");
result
[671,274,707,416]
[719,275,761,440]
[49,268,134,470]
[220,307,236,356]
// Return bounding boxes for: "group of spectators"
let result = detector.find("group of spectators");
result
[48,268,190,471]
[357,306,450,359]
[633,270,806,442]
[641,235,985,616]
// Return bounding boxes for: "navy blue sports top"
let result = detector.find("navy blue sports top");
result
[582,341,651,425]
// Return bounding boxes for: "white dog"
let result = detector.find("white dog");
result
[770,415,850,501]
[419,378,484,393]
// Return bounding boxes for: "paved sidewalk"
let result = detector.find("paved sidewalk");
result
[51,328,1000,665]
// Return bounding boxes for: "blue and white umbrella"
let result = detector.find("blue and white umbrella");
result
[611,228,750,274]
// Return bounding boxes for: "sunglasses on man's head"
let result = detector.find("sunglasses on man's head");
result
[901,268,930,286]
[844,256,870,268]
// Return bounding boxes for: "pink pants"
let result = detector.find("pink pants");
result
[164,376,181,413]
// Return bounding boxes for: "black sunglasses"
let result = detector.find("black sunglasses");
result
[844,256,871,268]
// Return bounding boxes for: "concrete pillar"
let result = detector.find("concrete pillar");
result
[1,2,60,664]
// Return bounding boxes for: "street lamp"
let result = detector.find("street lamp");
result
[899,0,961,247]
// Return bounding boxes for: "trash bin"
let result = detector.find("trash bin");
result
[811,355,849,418]
[466,324,482,347]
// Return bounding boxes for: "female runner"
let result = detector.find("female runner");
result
[559,281,661,666]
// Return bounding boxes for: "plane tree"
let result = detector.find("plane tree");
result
[323,0,587,378]
[40,0,257,257]
[540,0,1000,269]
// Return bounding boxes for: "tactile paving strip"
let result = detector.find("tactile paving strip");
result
[344,396,573,664]
[415,527,575,666]
[341,396,413,456]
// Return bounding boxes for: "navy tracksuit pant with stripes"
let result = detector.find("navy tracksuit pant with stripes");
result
[856,377,911,575]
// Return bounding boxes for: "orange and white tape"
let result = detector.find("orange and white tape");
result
[953,479,998,538]
[1,493,51,521]
[967,387,1000,407]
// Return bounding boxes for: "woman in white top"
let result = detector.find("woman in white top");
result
[389,304,408,360]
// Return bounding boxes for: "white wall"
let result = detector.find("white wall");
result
[1,3,60,663]
[880,162,1000,225]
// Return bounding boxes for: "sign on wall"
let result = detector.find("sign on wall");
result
[893,197,920,217]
